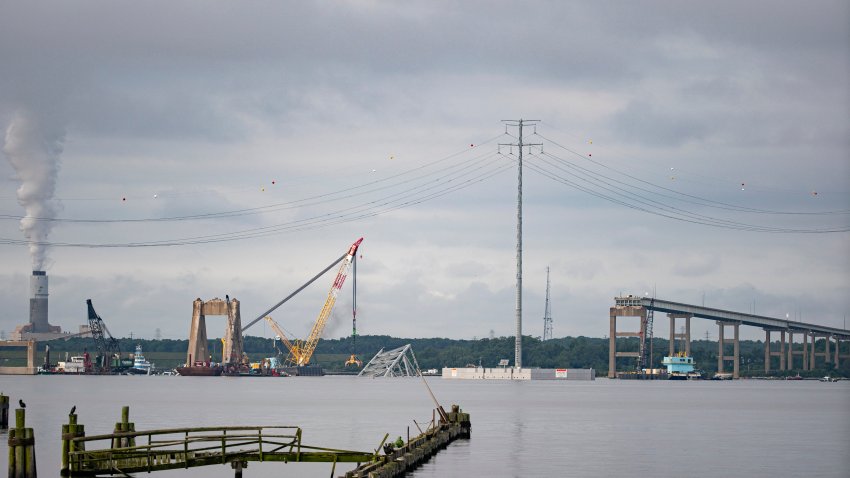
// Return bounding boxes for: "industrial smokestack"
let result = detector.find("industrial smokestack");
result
[29,270,49,332]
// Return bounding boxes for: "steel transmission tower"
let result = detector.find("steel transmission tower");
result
[543,267,553,341]
[501,119,540,369]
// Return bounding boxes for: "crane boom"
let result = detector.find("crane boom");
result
[242,251,348,333]
[86,299,121,373]
[292,237,363,366]
[263,316,299,360]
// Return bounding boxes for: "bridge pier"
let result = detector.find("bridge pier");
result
[836,337,850,368]
[668,313,691,356]
[717,321,740,378]
[810,333,830,371]
[787,331,811,371]
[608,300,645,378]
[764,329,787,373]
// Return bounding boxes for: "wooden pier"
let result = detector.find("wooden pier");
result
[57,404,469,477]
[343,404,470,478]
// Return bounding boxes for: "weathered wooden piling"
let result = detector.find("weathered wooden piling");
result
[0,394,8,429]
[7,408,37,478]
[61,412,85,477]
[111,406,136,449]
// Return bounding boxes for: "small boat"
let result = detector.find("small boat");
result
[128,344,153,375]
[819,376,839,382]
[785,374,803,381]
[57,356,88,374]
[661,353,703,380]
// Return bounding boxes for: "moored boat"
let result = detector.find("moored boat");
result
[128,344,153,375]
[661,353,703,380]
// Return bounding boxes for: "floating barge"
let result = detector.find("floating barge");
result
[442,366,595,380]
[175,364,223,376]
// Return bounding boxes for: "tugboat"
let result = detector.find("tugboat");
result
[128,344,153,375]
[661,352,703,380]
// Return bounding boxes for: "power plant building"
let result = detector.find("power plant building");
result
[11,270,65,341]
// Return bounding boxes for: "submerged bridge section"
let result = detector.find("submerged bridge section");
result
[609,296,850,378]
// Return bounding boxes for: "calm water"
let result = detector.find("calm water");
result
[0,375,848,477]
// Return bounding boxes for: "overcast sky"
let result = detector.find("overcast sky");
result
[1,1,848,346]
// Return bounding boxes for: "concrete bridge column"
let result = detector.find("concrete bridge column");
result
[766,329,789,373]
[835,336,840,369]
[787,331,794,370]
[186,298,209,367]
[669,318,674,357]
[608,304,646,378]
[668,314,692,356]
[717,322,725,374]
[764,330,771,373]
[733,323,740,378]
[825,335,831,363]
[803,332,809,370]
[810,332,816,371]
[717,322,740,378]
[836,338,850,368]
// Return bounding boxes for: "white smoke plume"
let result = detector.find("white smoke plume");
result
[3,110,65,270]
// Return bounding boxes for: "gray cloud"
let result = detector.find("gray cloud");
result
[0,1,847,342]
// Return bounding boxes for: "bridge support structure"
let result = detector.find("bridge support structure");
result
[717,321,740,378]
[835,336,850,369]
[187,297,243,367]
[608,300,646,378]
[764,329,786,373]
[810,333,831,371]
[668,313,691,356]
[787,331,810,371]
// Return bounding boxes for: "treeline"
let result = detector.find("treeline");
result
[36,334,849,377]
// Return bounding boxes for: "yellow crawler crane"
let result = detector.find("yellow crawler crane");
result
[264,238,363,367]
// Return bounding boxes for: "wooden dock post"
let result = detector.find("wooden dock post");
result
[112,406,136,449]
[0,394,8,429]
[7,407,37,478]
[61,412,85,477]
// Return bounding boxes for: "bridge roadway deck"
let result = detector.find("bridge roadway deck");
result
[636,297,850,339]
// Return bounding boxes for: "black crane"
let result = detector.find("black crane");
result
[86,299,121,373]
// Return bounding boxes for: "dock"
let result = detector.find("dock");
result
[46,404,470,477]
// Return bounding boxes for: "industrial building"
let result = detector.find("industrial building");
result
[10,270,67,341]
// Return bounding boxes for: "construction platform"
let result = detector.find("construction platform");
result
[441,367,595,380]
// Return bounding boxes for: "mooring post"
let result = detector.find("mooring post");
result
[61,412,84,477]
[0,394,8,429]
[8,407,37,478]
[112,406,135,449]
[231,461,247,478]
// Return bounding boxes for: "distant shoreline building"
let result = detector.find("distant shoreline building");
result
[10,270,67,341]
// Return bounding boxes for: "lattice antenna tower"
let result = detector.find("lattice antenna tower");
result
[542,267,553,341]
[499,119,541,369]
